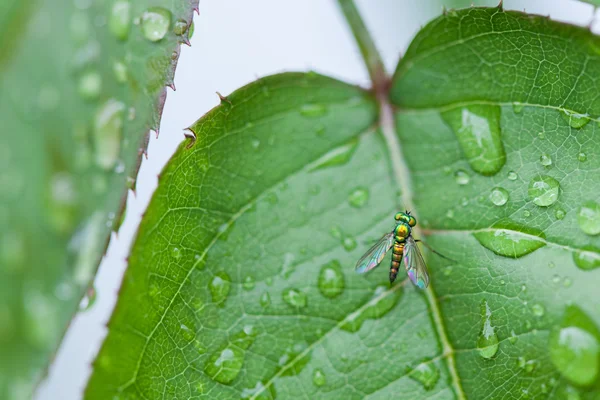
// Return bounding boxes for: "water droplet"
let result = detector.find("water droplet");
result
[446,209,455,219]
[318,260,345,299]
[243,276,255,291]
[209,272,231,306]
[489,187,509,206]
[282,288,306,309]
[561,110,590,129]
[240,381,272,399]
[113,60,128,83]
[538,131,546,140]
[341,285,402,332]
[454,169,470,185]
[173,19,189,35]
[532,304,545,317]
[441,105,505,175]
[93,99,124,170]
[563,277,573,287]
[549,304,600,386]
[555,209,566,220]
[300,104,327,118]
[443,266,453,276]
[528,175,560,207]
[524,359,539,373]
[477,300,499,359]
[552,274,561,284]
[507,171,518,180]
[474,222,546,258]
[108,0,131,40]
[348,187,369,208]
[205,326,257,384]
[141,7,172,42]
[78,71,102,100]
[342,237,357,251]
[171,247,181,259]
[313,369,326,387]
[578,152,587,162]
[512,102,524,113]
[259,292,271,308]
[78,286,97,311]
[523,210,531,218]
[572,249,600,271]
[251,138,260,149]
[408,362,440,390]
[180,323,195,342]
[540,153,553,167]
[509,330,518,344]
[309,139,358,171]
[577,201,600,236]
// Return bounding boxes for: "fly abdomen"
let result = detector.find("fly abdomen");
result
[389,243,404,283]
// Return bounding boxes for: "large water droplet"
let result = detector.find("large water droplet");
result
[141,7,172,42]
[209,272,231,306]
[561,110,590,129]
[577,201,600,236]
[348,187,369,208]
[313,369,326,387]
[318,260,345,299]
[454,169,470,185]
[93,99,124,170]
[78,71,102,100]
[572,249,600,271]
[282,288,306,309]
[108,0,131,40]
[441,105,505,175]
[477,300,499,359]
[540,153,553,167]
[408,362,440,390]
[549,304,600,386]
[300,104,327,118]
[309,139,358,172]
[341,286,402,332]
[473,221,546,258]
[205,326,257,384]
[489,187,508,206]
[528,175,560,207]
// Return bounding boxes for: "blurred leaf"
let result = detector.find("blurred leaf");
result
[87,6,600,400]
[0,0,196,397]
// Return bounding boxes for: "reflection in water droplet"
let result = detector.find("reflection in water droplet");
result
[309,139,358,172]
[549,304,600,386]
[300,104,327,117]
[408,362,440,391]
[93,99,124,170]
[540,153,553,167]
[572,249,600,271]
[489,187,509,206]
[561,110,590,129]
[341,286,402,332]
[454,169,470,185]
[477,300,499,359]
[141,7,172,42]
[507,171,518,181]
[577,201,600,236]
[108,0,131,40]
[441,105,505,175]
[205,326,257,384]
[282,288,306,308]
[209,272,231,306]
[348,187,369,208]
[528,175,560,207]
[473,223,546,258]
[313,369,326,387]
[318,260,345,298]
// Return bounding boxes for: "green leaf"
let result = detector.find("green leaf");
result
[89,7,600,399]
[0,0,196,397]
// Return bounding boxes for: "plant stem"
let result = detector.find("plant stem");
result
[337,0,388,91]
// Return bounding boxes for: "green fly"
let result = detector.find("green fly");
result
[355,211,429,289]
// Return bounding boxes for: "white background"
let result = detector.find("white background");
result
[36,1,595,398]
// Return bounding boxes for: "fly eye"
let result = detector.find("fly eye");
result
[408,216,417,227]
[394,213,402,221]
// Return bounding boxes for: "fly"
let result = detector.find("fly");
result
[355,211,440,289]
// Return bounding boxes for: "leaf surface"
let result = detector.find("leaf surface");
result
[0,0,195,397]
[89,7,600,399]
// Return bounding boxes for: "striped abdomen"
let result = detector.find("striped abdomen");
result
[389,241,404,283]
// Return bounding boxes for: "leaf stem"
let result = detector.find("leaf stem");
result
[337,0,388,92]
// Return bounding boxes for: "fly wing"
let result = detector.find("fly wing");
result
[403,236,430,289]
[355,233,394,274]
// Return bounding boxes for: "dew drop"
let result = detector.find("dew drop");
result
[180,323,195,342]
[538,131,546,140]
[141,7,172,42]
[523,210,531,218]
[78,71,102,100]
[78,286,97,311]
[540,153,553,167]
[561,110,590,129]
[204,326,256,384]
[552,274,561,284]
[507,171,518,181]
[477,300,499,359]
[209,272,231,306]
[555,209,566,220]
[512,102,524,113]
[454,169,470,185]
[509,330,518,344]
[528,175,560,207]
[259,292,271,308]
[441,105,505,175]
[243,276,255,291]
[563,277,573,287]
[113,60,127,83]
[532,304,545,317]
[348,187,369,208]
[342,237,357,252]
[572,249,600,271]
[443,266,453,276]
[577,201,600,236]
[408,362,440,391]
[108,0,131,40]
[282,288,306,309]
[473,222,546,258]
[318,260,345,299]
[489,187,509,206]
[300,103,327,118]
[309,139,358,172]
[312,369,326,387]
[171,247,181,259]
[340,285,402,332]
[93,99,125,170]
[173,19,188,35]
[549,304,600,386]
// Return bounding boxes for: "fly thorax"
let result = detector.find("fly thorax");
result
[394,222,410,242]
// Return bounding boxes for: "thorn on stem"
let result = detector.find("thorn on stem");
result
[216,91,232,105]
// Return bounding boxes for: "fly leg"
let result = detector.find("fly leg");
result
[414,239,456,262]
